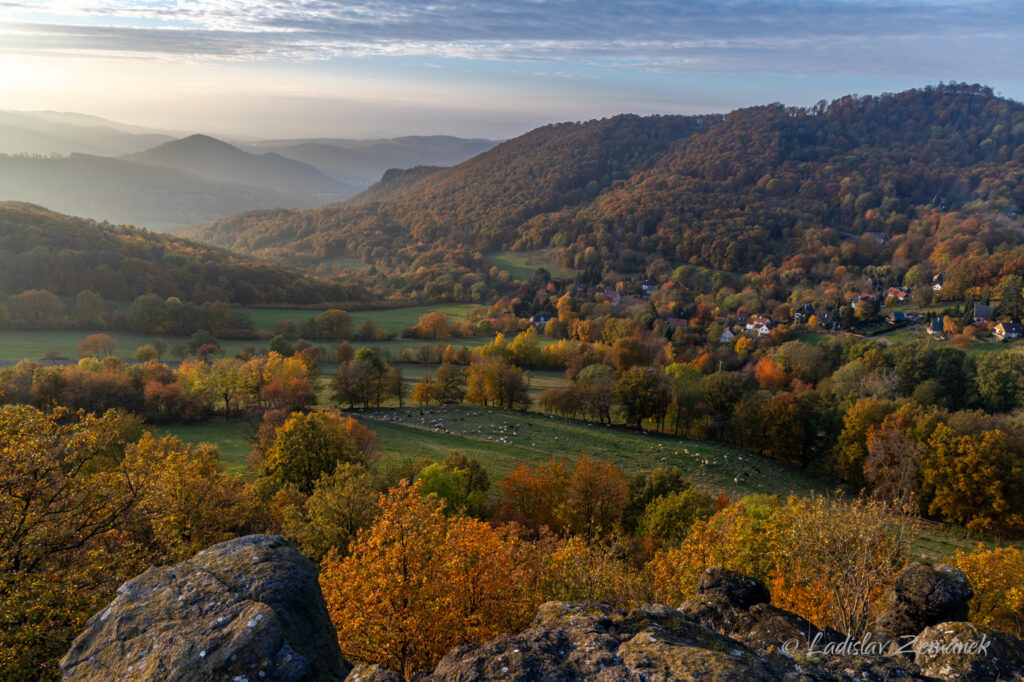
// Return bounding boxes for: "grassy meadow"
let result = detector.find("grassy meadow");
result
[358,405,828,499]
[236,302,481,335]
[0,302,514,364]
[161,421,253,475]
[486,249,579,281]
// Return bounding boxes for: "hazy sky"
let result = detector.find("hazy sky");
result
[2,0,1022,139]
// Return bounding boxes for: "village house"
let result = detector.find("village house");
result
[850,294,874,309]
[994,321,1023,342]
[602,287,621,307]
[932,274,944,292]
[745,316,777,337]
[927,317,944,336]
[719,328,736,345]
[666,317,688,330]
[973,304,994,325]
[886,286,910,303]
[793,303,815,322]
[887,311,907,325]
[529,314,553,329]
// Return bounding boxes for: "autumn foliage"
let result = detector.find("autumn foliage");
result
[954,544,1024,637]
[319,482,546,679]
[648,494,915,637]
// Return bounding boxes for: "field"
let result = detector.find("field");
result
[236,303,481,334]
[396,364,568,405]
[165,404,827,498]
[360,405,827,499]
[486,249,579,281]
[161,421,253,474]
[0,302,487,363]
[879,323,1023,356]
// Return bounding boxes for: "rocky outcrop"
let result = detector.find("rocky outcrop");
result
[914,621,1024,682]
[425,601,785,681]
[420,570,934,682]
[63,549,1024,682]
[873,562,974,646]
[694,566,771,609]
[61,535,349,682]
[413,567,1023,682]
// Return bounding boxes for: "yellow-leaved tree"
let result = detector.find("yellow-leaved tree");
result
[954,544,1024,637]
[648,494,915,637]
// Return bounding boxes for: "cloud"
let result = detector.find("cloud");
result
[1,0,1021,79]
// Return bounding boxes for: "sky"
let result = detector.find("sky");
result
[1,0,1022,140]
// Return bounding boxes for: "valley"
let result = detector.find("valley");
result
[4,82,1024,681]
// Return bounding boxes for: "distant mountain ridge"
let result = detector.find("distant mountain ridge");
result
[242,135,497,187]
[184,112,722,263]
[0,110,176,156]
[0,113,502,231]
[0,152,326,231]
[123,134,358,197]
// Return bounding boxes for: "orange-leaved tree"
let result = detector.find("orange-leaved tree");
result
[320,481,545,679]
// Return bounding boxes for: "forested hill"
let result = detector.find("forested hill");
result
[185,113,720,263]
[0,202,367,304]
[185,84,1024,279]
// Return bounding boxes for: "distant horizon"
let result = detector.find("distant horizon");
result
[3,79,1021,144]
[3,0,1021,140]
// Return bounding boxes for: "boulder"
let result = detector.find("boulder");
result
[914,621,1024,682]
[680,592,839,655]
[61,535,349,682]
[679,569,927,681]
[694,567,771,609]
[874,562,973,643]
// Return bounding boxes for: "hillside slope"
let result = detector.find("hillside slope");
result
[185,84,1024,277]
[0,202,364,304]
[187,113,718,264]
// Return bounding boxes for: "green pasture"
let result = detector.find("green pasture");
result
[323,256,373,270]
[358,405,827,499]
[486,249,579,281]
[0,330,517,364]
[879,324,1022,356]
[236,303,481,334]
[161,421,253,475]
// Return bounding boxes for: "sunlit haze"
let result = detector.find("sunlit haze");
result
[2,0,1023,139]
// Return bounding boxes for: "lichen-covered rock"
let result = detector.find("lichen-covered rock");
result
[914,621,1024,682]
[679,571,927,682]
[694,567,771,609]
[874,562,973,643]
[425,601,804,681]
[60,535,349,682]
[679,592,840,656]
